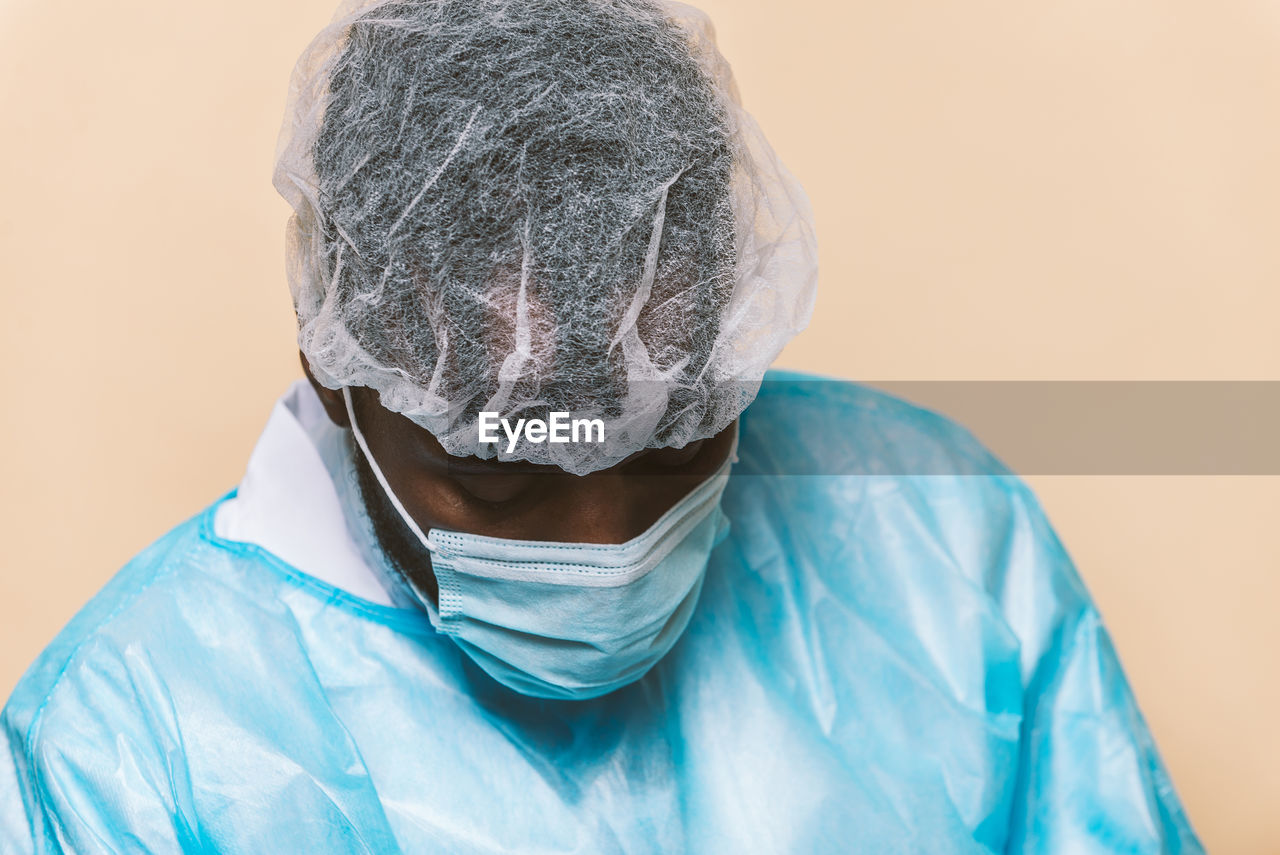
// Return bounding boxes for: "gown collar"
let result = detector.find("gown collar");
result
[213,379,414,608]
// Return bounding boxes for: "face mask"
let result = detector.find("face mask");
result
[342,387,736,700]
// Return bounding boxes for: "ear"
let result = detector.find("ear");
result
[299,351,350,428]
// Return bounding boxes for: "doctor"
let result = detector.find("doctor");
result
[2,0,1202,851]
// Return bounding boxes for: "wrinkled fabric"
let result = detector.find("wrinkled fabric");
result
[1,372,1203,853]
[275,0,818,474]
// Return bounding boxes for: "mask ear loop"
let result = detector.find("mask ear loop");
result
[343,387,448,628]
[343,386,436,551]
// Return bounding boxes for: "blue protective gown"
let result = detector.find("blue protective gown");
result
[1,371,1203,853]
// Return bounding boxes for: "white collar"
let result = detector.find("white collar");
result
[213,379,397,606]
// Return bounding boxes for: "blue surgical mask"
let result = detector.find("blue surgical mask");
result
[343,388,737,700]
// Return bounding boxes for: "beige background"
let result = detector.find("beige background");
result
[2,0,1277,850]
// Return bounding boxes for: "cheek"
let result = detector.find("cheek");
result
[394,474,479,533]
[355,404,480,528]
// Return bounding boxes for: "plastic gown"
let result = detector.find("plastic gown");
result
[0,371,1203,853]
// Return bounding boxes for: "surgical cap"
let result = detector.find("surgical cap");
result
[273,0,818,474]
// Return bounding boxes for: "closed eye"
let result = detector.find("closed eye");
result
[451,472,535,505]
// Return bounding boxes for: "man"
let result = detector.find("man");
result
[2,0,1203,852]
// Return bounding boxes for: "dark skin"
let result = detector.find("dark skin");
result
[302,353,738,607]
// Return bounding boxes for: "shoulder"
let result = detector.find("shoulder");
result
[737,369,1031,537]
[0,509,222,847]
[734,370,1093,662]
[0,499,330,845]
[743,368,1012,478]
[2,503,267,752]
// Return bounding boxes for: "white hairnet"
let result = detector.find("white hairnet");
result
[274,0,818,475]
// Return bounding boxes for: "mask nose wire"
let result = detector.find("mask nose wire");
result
[342,386,436,549]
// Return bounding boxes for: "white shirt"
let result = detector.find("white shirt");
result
[213,379,400,606]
